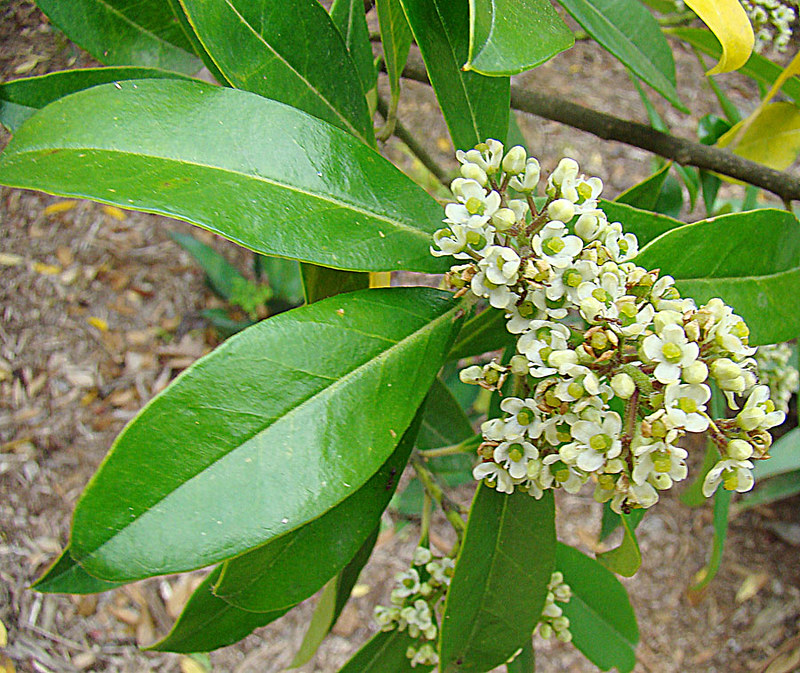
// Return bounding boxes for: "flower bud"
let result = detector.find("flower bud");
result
[547,199,576,222]
[509,354,529,376]
[682,360,708,384]
[653,310,682,334]
[547,349,578,370]
[502,145,527,174]
[711,358,742,382]
[575,212,602,241]
[460,162,488,186]
[727,438,754,460]
[491,207,517,232]
[611,372,636,399]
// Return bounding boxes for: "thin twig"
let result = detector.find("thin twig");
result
[398,58,800,202]
[411,453,466,534]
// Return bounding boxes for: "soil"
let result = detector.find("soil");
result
[1,2,800,672]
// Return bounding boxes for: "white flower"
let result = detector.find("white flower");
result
[631,434,688,485]
[532,221,584,268]
[702,458,755,497]
[565,411,622,472]
[494,439,539,479]
[391,568,421,602]
[456,139,504,176]
[426,558,454,585]
[430,224,468,258]
[509,157,541,192]
[664,383,711,432]
[473,461,515,493]
[479,245,521,285]
[737,385,785,431]
[481,417,508,442]
[542,455,587,493]
[642,323,700,384]
[516,321,570,376]
[604,227,639,262]
[471,270,518,309]
[413,547,432,566]
[500,396,541,437]
[446,179,501,229]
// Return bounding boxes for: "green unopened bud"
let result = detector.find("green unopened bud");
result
[682,360,708,384]
[492,208,516,231]
[510,354,529,376]
[727,438,754,460]
[610,372,636,399]
[711,357,742,382]
[502,145,527,174]
[461,162,488,185]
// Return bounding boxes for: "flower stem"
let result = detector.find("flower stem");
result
[411,453,466,535]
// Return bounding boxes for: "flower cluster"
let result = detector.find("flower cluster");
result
[373,547,454,667]
[742,0,796,53]
[432,140,784,513]
[755,342,798,414]
[536,572,573,642]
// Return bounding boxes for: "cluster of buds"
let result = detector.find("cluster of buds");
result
[755,342,798,414]
[536,572,573,642]
[373,547,454,667]
[432,140,785,513]
[741,0,796,52]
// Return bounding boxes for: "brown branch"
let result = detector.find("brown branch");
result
[398,59,800,203]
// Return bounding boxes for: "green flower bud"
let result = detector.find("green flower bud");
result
[461,162,488,185]
[502,145,527,174]
[492,208,516,231]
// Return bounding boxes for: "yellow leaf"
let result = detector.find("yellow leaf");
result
[0,654,15,673]
[0,253,23,266]
[369,272,391,288]
[32,262,62,275]
[685,0,754,74]
[180,655,209,673]
[43,199,77,215]
[717,102,800,171]
[0,618,7,647]
[87,316,109,332]
[101,205,127,221]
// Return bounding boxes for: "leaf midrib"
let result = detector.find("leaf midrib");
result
[88,0,191,53]
[73,296,459,569]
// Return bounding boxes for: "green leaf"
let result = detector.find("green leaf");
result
[439,486,556,673]
[558,0,686,112]
[212,414,419,612]
[377,0,414,111]
[179,0,373,144]
[301,265,370,304]
[738,469,800,509]
[680,441,720,507]
[255,256,305,307]
[598,200,683,248]
[596,510,643,577]
[671,27,800,104]
[556,543,638,673]
[32,547,123,595]
[506,640,535,672]
[339,629,434,673]
[64,287,462,582]
[634,209,800,345]
[290,526,379,667]
[149,566,290,653]
[0,80,448,274]
[168,231,244,301]
[0,66,193,132]
[754,427,800,481]
[448,307,514,361]
[689,488,731,593]
[401,0,510,150]
[164,0,229,84]
[614,162,671,211]
[417,377,474,451]
[653,172,683,218]
[466,0,573,76]
[36,0,201,73]
[331,0,378,98]
[507,111,528,151]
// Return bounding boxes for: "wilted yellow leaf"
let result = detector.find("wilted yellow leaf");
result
[369,272,391,288]
[43,199,77,215]
[87,316,109,332]
[101,205,127,221]
[0,618,7,647]
[0,253,23,267]
[32,262,61,275]
[180,655,210,673]
[0,654,15,673]
[718,102,800,171]
[351,583,371,598]
[685,0,754,74]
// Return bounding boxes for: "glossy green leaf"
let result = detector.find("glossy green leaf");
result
[738,469,800,509]
[164,0,228,83]
[331,0,378,98]
[36,0,201,73]
[150,566,290,653]
[32,547,123,595]
[179,0,373,144]
[466,0,573,75]
[377,0,414,112]
[754,428,800,481]
[614,162,671,211]
[507,111,528,151]
[301,265,370,304]
[680,442,720,507]
[598,200,683,248]
[339,628,434,673]
[689,488,731,593]
[212,415,419,612]
[439,486,556,673]
[634,209,800,345]
[255,256,305,307]
[556,543,638,673]
[63,287,462,582]
[290,526,379,667]
[598,501,645,543]
[596,510,642,577]
[448,307,514,361]
[401,0,510,150]
[506,640,535,672]
[653,172,683,219]
[559,0,686,112]
[0,80,448,274]
[671,27,800,104]
[0,66,193,132]
[168,231,244,301]
[418,377,474,451]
